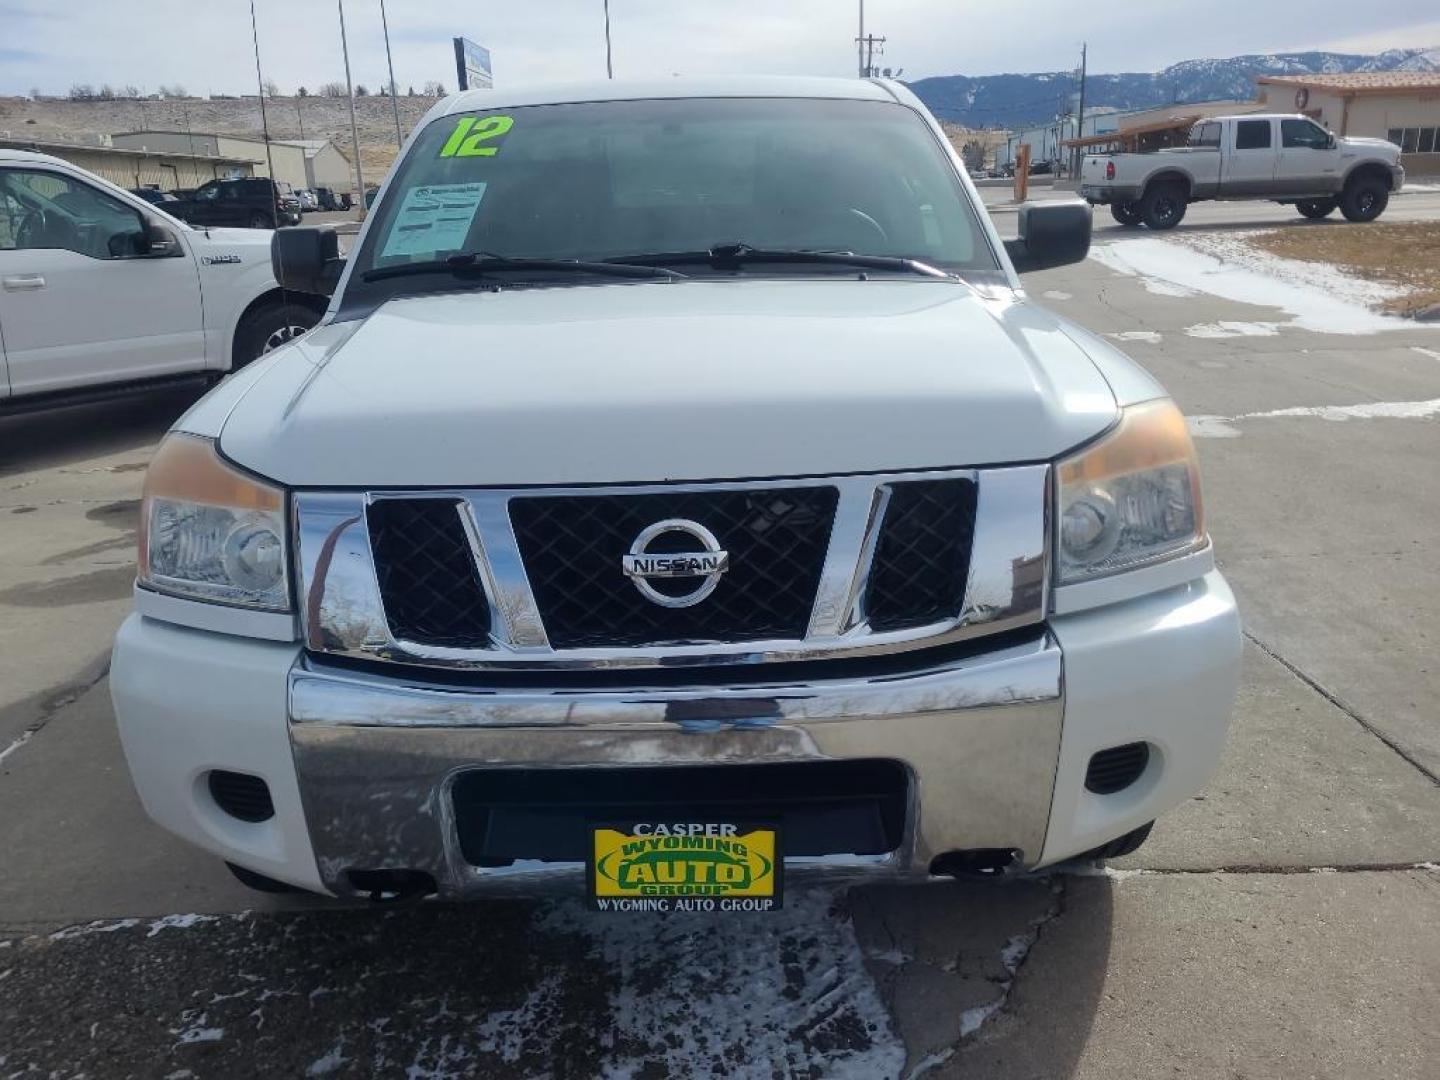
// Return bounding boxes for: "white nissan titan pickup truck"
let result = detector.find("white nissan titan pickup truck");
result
[111,77,1241,908]
[1080,113,1404,229]
[0,150,325,413]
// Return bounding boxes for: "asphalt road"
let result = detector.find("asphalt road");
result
[2,193,1438,1078]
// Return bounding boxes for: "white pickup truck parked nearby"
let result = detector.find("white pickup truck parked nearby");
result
[0,150,326,414]
[111,77,1241,908]
[1080,113,1405,229]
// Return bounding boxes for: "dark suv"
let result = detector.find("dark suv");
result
[163,178,301,229]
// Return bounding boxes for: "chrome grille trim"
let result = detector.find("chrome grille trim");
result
[293,465,1049,671]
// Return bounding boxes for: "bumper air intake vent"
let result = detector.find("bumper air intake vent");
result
[208,770,275,822]
[1084,742,1151,795]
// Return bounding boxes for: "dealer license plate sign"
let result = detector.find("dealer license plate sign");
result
[589,823,782,912]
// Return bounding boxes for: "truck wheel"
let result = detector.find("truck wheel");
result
[1296,198,1337,220]
[234,301,320,368]
[248,210,273,229]
[1110,201,1144,227]
[1082,821,1154,861]
[226,861,303,894]
[1339,177,1388,222]
[1140,183,1187,230]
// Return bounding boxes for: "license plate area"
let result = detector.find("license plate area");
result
[589,822,781,911]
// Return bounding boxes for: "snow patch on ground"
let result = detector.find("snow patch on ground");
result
[1184,320,1282,339]
[1412,346,1440,361]
[537,889,905,1079]
[49,918,141,941]
[147,914,219,938]
[1190,398,1440,437]
[1090,234,1436,335]
[1109,330,1163,343]
[306,1039,348,1076]
[1041,290,1073,300]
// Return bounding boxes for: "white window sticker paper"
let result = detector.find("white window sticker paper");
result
[380,182,488,258]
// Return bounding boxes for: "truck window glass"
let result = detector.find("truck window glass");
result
[1281,119,1328,149]
[0,169,144,260]
[350,96,1000,296]
[1235,120,1272,151]
[1188,123,1220,149]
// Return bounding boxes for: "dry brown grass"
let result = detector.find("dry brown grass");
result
[1248,220,1440,317]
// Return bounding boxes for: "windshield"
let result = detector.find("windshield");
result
[346,96,999,301]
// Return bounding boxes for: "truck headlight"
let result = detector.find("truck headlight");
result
[1056,399,1204,584]
[138,434,291,611]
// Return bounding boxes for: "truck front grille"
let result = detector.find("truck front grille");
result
[367,498,492,647]
[866,479,978,632]
[509,487,839,648]
[295,465,1049,669]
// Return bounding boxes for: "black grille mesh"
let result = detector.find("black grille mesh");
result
[367,498,492,647]
[509,487,838,648]
[865,479,977,632]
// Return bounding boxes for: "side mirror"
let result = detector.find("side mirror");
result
[272,227,345,297]
[1326,133,1337,150]
[1004,200,1092,274]
[142,221,182,258]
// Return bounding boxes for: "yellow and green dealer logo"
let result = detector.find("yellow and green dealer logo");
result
[591,826,780,912]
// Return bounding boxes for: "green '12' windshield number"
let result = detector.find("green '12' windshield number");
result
[439,116,514,158]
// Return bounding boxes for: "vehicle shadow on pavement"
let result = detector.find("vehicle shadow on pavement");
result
[0,387,203,477]
[0,877,1114,1078]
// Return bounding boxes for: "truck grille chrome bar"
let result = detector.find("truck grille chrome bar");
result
[292,465,1049,671]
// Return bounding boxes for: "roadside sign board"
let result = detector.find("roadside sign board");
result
[454,37,493,91]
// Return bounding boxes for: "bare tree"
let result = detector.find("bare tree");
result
[355,84,369,97]
[97,84,116,100]
[121,84,142,99]
[69,83,96,101]
[318,81,347,97]
[261,78,281,98]
[29,86,42,100]
[423,80,445,96]
[157,83,188,99]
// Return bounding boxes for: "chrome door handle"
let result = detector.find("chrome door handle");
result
[2,274,46,291]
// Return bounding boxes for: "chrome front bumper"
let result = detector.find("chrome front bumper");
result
[289,633,1064,899]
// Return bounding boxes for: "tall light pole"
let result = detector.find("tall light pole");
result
[603,0,614,79]
[337,0,366,214]
[380,0,404,147]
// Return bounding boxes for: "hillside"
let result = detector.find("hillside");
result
[0,93,440,178]
[909,46,1440,128]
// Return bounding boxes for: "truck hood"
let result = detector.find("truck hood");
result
[1340,136,1401,159]
[217,280,1120,487]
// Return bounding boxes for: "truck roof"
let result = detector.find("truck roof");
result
[0,148,71,166]
[442,76,903,116]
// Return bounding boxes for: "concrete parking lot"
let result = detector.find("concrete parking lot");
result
[2,195,1438,1078]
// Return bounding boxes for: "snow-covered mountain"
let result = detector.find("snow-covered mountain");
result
[909,47,1440,129]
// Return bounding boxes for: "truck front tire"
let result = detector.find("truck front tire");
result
[234,301,321,368]
[1110,201,1144,227]
[1296,198,1337,220]
[1339,176,1388,222]
[1140,183,1187,230]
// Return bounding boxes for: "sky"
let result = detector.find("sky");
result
[2,0,1438,98]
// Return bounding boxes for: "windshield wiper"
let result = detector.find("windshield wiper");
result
[362,251,685,283]
[604,242,954,279]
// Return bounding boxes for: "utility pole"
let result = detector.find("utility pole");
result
[857,0,864,77]
[856,33,885,78]
[337,0,366,214]
[380,0,404,147]
[604,0,614,79]
[1073,42,1087,178]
